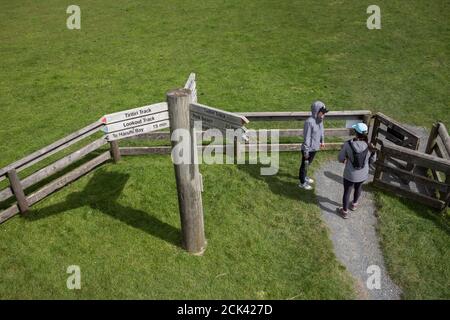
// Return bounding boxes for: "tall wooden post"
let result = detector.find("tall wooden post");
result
[167,88,206,255]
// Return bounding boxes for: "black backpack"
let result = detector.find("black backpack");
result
[347,140,369,169]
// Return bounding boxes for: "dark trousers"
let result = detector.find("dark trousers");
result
[342,178,363,211]
[298,151,317,184]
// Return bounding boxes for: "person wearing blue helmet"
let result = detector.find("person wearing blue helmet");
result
[337,122,377,219]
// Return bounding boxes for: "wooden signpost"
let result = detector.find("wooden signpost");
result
[167,88,206,255]
[100,102,170,141]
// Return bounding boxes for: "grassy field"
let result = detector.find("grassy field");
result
[0,0,449,299]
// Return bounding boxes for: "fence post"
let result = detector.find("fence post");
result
[425,123,439,155]
[109,141,121,163]
[370,116,380,145]
[167,88,206,255]
[7,169,29,214]
[363,114,372,127]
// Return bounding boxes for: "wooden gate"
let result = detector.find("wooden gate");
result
[372,115,450,210]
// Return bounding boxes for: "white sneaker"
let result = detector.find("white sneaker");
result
[298,182,313,190]
[305,177,314,184]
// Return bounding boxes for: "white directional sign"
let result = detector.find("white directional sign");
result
[184,73,197,103]
[190,102,248,129]
[189,102,249,141]
[101,102,170,141]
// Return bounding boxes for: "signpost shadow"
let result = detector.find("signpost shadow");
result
[25,169,181,247]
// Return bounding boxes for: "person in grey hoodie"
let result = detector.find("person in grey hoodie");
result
[338,123,377,219]
[298,101,329,190]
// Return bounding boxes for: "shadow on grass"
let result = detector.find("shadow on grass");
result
[25,169,181,247]
[369,184,450,234]
[236,162,320,207]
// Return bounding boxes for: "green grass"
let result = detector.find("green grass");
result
[374,191,450,299]
[0,153,355,299]
[0,0,449,299]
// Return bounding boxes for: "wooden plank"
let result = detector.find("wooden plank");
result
[0,121,103,183]
[119,143,344,156]
[377,163,448,193]
[119,146,172,155]
[239,110,372,121]
[425,123,439,154]
[382,144,450,174]
[0,204,20,224]
[377,128,404,145]
[26,151,111,207]
[0,186,13,203]
[370,117,380,145]
[7,169,29,213]
[373,179,445,210]
[375,112,420,142]
[434,141,447,159]
[19,137,108,193]
[437,122,450,158]
[127,131,171,140]
[127,128,355,140]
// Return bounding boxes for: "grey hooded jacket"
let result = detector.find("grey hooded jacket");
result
[338,139,377,183]
[301,101,325,157]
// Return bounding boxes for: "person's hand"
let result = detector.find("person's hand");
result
[369,143,377,152]
[304,153,309,160]
[320,143,325,149]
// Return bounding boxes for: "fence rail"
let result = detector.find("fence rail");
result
[238,110,371,122]
[0,121,112,224]
[373,143,450,210]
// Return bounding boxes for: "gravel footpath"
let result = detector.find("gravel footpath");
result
[314,161,402,300]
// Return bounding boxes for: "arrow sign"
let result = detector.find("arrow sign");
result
[100,102,168,125]
[104,119,170,141]
[102,111,169,133]
[190,102,248,129]
[101,102,170,141]
[189,103,249,142]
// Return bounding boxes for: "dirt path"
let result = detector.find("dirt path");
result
[314,161,402,299]
[313,125,429,299]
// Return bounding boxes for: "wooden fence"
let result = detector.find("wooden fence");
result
[120,110,372,155]
[0,121,121,224]
[425,122,450,168]
[372,118,450,210]
[373,143,450,210]
[0,110,372,224]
